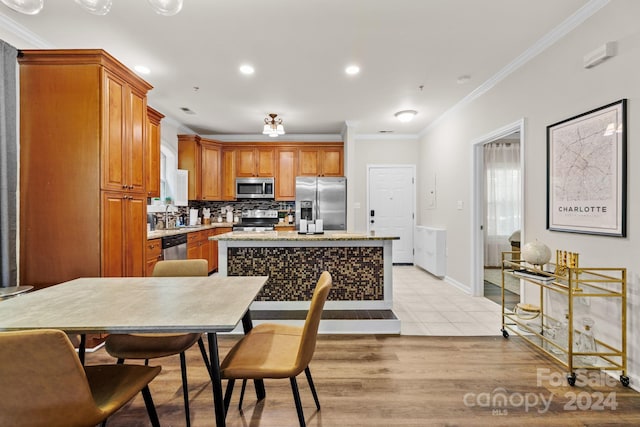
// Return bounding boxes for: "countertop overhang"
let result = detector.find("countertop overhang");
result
[211,230,399,241]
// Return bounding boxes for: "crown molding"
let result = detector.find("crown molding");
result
[0,12,52,48]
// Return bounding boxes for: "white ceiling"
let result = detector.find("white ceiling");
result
[0,0,592,138]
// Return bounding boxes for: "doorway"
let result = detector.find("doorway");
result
[471,120,524,300]
[367,165,416,264]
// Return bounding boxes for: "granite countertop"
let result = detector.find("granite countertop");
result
[147,222,235,240]
[211,230,399,241]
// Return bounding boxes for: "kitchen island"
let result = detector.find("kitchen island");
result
[212,230,400,333]
[212,231,399,320]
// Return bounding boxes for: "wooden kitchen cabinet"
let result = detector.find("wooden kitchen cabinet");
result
[236,147,275,177]
[102,192,146,277]
[18,49,153,288]
[298,145,344,176]
[145,238,162,276]
[221,148,236,200]
[275,147,297,200]
[102,70,148,193]
[178,139,344,202]
[187,230,208,262]
[201,142,221,200]
[178,135,222,201]
[146,107,164,198]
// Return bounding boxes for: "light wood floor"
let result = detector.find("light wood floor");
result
[87,334,640,426]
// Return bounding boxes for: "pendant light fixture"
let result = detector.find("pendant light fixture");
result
[1,0,183,15]
[262,114,285,137]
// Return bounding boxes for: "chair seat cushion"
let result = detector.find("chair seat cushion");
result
[85,364,161,416]
[105,333,202,359]
[221,323,303,379]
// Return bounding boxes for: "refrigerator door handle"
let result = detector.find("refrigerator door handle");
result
[315,187,319,221]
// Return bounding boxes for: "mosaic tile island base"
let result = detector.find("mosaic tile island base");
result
[212,231,399,311]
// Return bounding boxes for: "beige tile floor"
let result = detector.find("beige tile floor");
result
[393,265,505,336]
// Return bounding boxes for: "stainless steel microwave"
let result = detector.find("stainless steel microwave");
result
[235,177,275,199]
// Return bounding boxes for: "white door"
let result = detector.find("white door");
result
[368,165,415,263]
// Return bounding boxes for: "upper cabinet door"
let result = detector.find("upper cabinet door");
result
[256,148,275,176]
[201,142,221,200]
[299,147,343,177]
[235,148,256,177]
[319,147,344,176]
[146,107,164,198]
[102,72,126,191]
[221,148,236,201]
[127,88,147,193]
[236,147,275,177]
[298,148,320,176]
[275,148,297,200]
[102,71,147,193]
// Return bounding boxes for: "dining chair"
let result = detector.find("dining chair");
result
[220,271,332,427]
[105,259,211,427]
[0,329,161,427]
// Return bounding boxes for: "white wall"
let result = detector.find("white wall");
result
[353,136,419,232]
[417,0,640,387]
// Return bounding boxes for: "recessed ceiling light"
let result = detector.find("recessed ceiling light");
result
[394,110,418,122]
[134,65,151,75]
[239,64,255,75]
[345,65,360,75]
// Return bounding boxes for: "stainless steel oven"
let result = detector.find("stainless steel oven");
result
[235,177,275,199]
[232,210,279,231]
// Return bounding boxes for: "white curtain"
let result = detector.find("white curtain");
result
[0,40,17,287]
[484,141,521,267]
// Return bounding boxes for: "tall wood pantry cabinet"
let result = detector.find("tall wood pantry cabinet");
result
[19,49,154,288]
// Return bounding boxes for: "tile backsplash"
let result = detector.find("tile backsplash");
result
[148,200,295,229]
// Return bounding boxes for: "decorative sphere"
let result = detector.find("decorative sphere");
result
[521,241,551,266]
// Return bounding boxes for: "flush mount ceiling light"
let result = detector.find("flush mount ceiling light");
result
[394,110,418,123]
[345,65,360,75]
[134,65,151,75]
[262,113,285,137]
[1,0,183,15]
[239,64,255,75]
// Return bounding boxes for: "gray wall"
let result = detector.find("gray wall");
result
[417,0,640,387]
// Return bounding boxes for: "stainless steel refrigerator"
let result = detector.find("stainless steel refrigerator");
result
[295,177,347,230]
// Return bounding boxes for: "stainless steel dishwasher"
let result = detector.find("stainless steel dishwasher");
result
[161,233,187,260]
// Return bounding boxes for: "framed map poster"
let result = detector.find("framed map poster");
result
[547,99,627,236]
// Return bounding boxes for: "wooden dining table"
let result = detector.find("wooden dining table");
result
[0,275,268,427]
